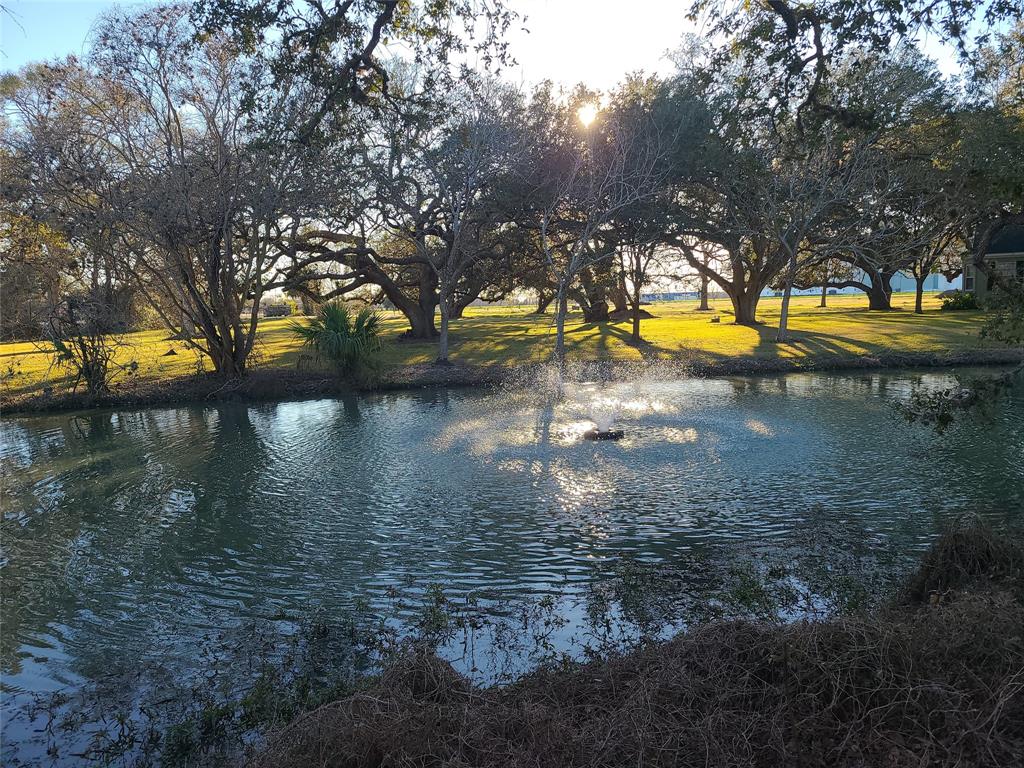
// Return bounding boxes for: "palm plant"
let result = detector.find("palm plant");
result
[290,302,383,376]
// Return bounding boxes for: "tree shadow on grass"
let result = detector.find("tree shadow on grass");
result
[769,329,878,358]
[377,304,993,370]
[566,319,678,361]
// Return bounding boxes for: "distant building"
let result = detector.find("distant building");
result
[889,271,960,294]
[962,225,1024,300]
[641,291,697,302]
[639,273,962,304]
[639,266,965,304]
[263,302,292,318]
[757,269,958,298]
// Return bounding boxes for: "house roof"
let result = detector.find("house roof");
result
[988,224,1024,255]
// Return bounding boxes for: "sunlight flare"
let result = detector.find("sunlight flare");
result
[577,102,599,127]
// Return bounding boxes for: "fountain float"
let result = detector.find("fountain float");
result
[585,395,624,440]
[583,426,624,441]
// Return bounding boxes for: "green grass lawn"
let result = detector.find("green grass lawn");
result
[0,293,1001,400]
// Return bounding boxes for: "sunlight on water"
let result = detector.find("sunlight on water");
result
[744,418,774,437]
[434,377,678,457]
[662,426,699,444]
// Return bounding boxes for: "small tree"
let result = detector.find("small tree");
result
[45,291,136,398]
[748,130,873,342]
[908,225,965,314]
[789,257,855,308]
[607,196,670,342]
[291,302,383,378]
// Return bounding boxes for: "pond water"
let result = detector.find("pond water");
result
[2,368,1023,760]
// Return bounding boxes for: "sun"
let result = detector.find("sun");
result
[577,103,599,127]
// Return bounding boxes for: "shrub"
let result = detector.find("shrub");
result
[900,517,1024,604]
[291,302,383,378]
[939,290,980,311]
[45,292,137,397]
[980,285,1024,346]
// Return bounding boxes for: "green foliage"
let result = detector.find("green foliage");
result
[980,287,1024,346]
[906,286,1023,432]
[290,302,383,377]
[689,0,1023,126]
[194,0,515,141]
[940,290,980,311]
[897,363,1022,433]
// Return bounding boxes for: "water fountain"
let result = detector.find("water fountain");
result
[584,395,625,441]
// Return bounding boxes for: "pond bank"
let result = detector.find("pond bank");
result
[2,347,1021,415]
[254,523,1024,768]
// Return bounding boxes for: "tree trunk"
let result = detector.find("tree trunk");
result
[178,309,196,339]
[865,273,894,311]
[776,255,797,342]
[378,262,439,339]
[577,270,610,322]
[698,253,710,310]
[437,293,450,363]
[450,288,480,320]
[299,293,315,316]
[189,299,249,378]
[820,284,827,308]
[403,303,438,339]
[553,289,568,366]
[777,286,793,342]
[533,292,554,315]
[207,337,246,378]
[914,275,925,314]
[611,273,629,314]
[729,289,760,325]
[581,301,609,323]
[391,275,438,339]
[169,280,198,339]
[631,283,643,343]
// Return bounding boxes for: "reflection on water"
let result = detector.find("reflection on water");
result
[1,368,1023,754]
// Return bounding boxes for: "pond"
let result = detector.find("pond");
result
[2,368,1023,761]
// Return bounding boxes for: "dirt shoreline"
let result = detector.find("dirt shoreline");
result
[2,348,1021,415]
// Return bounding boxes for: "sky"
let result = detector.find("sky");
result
[0,0,135,69]
[499,0,696,89]
[0,0,697,89]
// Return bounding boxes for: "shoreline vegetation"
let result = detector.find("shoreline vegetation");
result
[2,295,1020,415]
[2,348,1022,416]
[251,522,1024,768]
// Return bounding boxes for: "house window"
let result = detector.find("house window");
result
[965,266,975,292]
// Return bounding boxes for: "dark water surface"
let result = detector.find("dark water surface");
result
[2,368,1023,758]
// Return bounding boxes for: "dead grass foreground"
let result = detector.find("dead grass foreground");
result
[254,524,1024,768]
